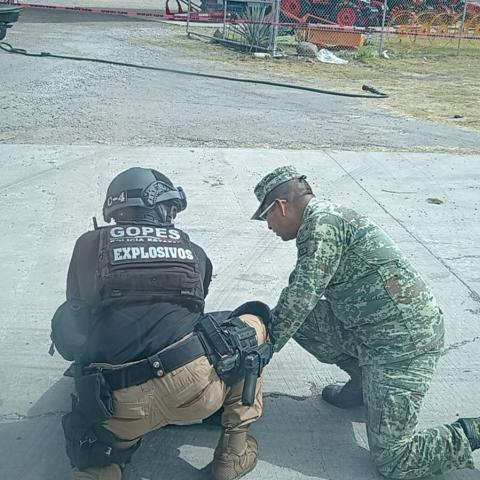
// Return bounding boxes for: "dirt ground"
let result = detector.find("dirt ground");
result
[173,26,480,133]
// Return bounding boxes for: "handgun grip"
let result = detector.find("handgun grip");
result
[241,354,258,406]
[241,371,257,406]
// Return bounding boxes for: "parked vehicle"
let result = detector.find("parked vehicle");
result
[0,6,22,41]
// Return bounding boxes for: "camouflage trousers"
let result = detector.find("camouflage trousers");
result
[294,301,474,479]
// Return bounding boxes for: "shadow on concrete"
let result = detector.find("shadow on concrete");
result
[28,376,74,416]
[2,378,480,480]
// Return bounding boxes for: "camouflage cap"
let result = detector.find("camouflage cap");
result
[251,165,303,221]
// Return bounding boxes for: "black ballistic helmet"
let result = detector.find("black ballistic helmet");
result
[103,167,187,224]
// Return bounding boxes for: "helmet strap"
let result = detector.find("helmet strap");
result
[114,206,173,226]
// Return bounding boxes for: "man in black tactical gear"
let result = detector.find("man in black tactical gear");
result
[52,167,272,480]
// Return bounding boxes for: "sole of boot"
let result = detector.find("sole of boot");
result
[235,457,258,480]
[211,454,258,480]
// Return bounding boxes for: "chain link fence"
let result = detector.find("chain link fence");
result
[2,0,478,55]
[379,0,480,55]
[186,0,278,52]
[186,0,480,55]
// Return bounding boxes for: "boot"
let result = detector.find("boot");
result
[458,418,480,450]
[212,431,258,480]
[322,358,363,409]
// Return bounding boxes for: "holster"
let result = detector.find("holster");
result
[62,371,136,470]
[74,372,114,424]
[62,406,140,470]
[196,311,273,387]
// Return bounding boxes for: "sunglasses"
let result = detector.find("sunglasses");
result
[258,199,288,220]
[258,201,276,220]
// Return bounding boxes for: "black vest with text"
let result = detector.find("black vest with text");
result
[97,224,205,311]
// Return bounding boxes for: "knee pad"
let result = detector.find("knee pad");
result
[231,301,274,335]
[62,410,141,470]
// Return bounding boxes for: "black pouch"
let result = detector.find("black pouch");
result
[216,351,242,385]
[62,408,140,470]
[62,409,104,470]
[75,372,114,424]
[50,299,95,361]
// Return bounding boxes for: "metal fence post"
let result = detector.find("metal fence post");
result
[378,0,388,57]
[186,0,191,35]
[268,0,275,52]
[457,0,468,55]
[223,0,228,38]
[271,0,280,56]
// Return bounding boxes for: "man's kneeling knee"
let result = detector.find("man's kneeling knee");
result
[232,300,272,345]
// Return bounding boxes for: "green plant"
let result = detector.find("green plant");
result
[229,4,272,51]
[355,44,376,63]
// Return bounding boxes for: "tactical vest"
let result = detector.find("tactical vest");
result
[97,225,205,311]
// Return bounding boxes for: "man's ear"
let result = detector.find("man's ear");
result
[277,199,288,217]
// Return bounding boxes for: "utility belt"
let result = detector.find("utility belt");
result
[86,334,207,390]
[63,304,273,470]
[84,308,273,399]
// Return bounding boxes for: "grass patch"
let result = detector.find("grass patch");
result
[354,44,377,63]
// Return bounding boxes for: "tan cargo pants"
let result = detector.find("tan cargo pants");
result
[71,313,267,480]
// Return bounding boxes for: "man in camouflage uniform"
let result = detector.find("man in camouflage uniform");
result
[251,165,480,479]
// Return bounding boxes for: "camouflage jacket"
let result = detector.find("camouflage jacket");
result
[272,198,444,364]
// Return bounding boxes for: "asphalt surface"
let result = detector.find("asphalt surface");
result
[0,146,480,479]
[2,9,480,150]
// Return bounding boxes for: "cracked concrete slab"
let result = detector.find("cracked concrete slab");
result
[0,145,480,479]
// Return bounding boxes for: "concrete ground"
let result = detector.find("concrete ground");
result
[1,146,480,480]
[1,7,480,480]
